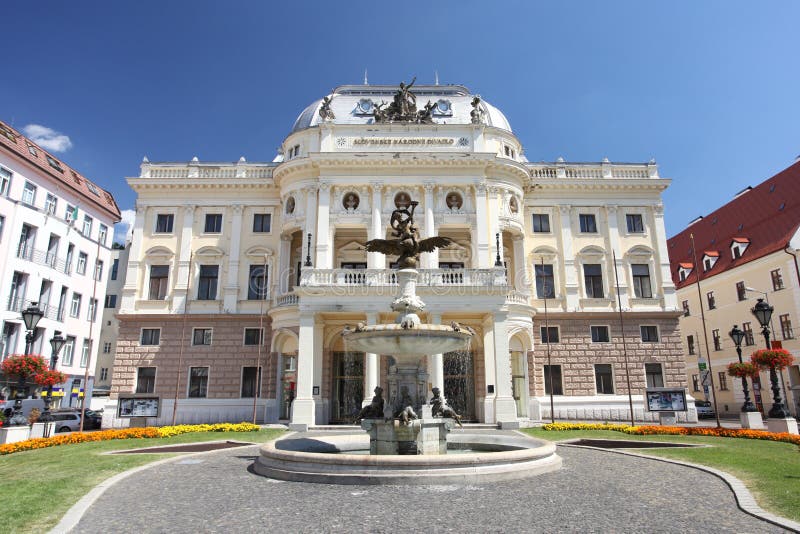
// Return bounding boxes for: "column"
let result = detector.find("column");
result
[278,234,292,294]
[474,182,490,267]
[427,313,444,402]
[492,311,518,425]
[223,203,243,312]
[363,312,379,407]
[120,205,147,312]
[559,205,579,310]
[512,235,527,293]
[482,314,497,423]
[315,182,331,268]
[313,318,324,422]
[652,204,677,309]
[368,183,385,269]
[606,205,628,309]
[290,312,316,430]
[422,183,437,269]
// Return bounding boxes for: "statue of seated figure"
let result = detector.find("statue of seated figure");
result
[353,386,385,423]
[430,387,463,427]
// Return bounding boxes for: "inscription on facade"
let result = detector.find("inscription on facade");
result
[350,137,456,146]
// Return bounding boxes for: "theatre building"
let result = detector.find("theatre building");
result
[106,82,695,427]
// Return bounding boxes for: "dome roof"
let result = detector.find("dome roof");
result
[289,84,512,134]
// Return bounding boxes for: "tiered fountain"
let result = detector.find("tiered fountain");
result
[255,199,561,484]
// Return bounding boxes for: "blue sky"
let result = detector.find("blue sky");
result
[3,1,799,241]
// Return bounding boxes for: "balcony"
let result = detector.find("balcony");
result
[16,245,69,274]
[300,268,507,288]
[276,292,299,307]
[6,297,63,322]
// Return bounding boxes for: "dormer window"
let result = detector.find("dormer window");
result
[678,263,693,282]
[730,238,750,260]
[702,252,719,272]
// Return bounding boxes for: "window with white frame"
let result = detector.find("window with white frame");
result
[65,204,76,223]
[82,215,93,237]
[594,364,614,394]
[253,213,271,233]
[94,260,104,281]
[204,213,222,233]
[626,213,644,233]
[98,224,108,245]
[0,167,10,196]
[192,328,213,346]
[188,367,209,398]
[155,213,174,233]
[590,325,610,343]
[631,264,652,298]
[148,265,169,300]
[535,264,556,298]
[140,328,161,346]
[77,252,87,275]
[80,339,91,367]
[243,328,263,346]
[87,298,98,322]
[640,325,659,342]
[61,336,76,366]
[197,265,219,300]
[136,367,156,393]
[584,264,604,298]
[579,213,597,233]
[70,293,82,318]
[0,215,4,241]
[645,363,664,388]
[248,265,269,300]
[45,193,57,215]
[532,214,550,233]
[22,182,36,205]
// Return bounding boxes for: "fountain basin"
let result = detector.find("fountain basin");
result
[254,432,562,485]
[342,324,472,359]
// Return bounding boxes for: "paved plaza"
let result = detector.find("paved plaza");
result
[72,439,788,533]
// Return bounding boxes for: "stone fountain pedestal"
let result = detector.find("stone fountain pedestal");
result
[361,407,456,455]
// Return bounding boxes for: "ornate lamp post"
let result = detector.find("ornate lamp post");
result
[304,233,313,267]
[751,298,790,419]
[728,325,757,412]
[7,304,44,426]
[494,233,503,267]
[38,331,66,437]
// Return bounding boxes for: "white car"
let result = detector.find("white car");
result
[695,400,716,419]
[50,412,82,433]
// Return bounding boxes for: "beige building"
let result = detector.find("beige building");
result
[669,160,800,418]
[106,83,694,428]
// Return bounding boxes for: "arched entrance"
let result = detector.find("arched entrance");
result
[272,330,298,421]
[510,333,530,418]
[329,336,364,423]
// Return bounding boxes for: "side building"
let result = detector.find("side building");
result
[106,83,693,428]
[668,160,800,418]
[0,120,121,408]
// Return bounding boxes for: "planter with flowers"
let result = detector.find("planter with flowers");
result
[32,369,67,438]
[0,354,48,444]
[750,348,797,434]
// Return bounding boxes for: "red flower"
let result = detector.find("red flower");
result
[33,370,67,387]
[1,355,48,379]
[727,362,760,378]
[750,349,795,370]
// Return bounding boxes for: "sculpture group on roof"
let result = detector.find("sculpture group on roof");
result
[372,77,435,124]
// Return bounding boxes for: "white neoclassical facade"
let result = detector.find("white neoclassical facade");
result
[107,83,694,427]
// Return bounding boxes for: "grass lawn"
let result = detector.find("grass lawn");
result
[523,428,800,523]
[0,428,284,534]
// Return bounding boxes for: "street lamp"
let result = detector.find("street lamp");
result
[728,325,757,412]
[38,331,66,437]
[7,303,44,426]
[750,298,790,418]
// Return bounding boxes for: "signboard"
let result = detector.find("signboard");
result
[118,397,160,418]
[645,388,688,412]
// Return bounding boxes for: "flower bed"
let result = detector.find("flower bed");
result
[541,422,800,446]
[0,422,261,455]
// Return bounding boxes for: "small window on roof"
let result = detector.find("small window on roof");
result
[779,203,785,211]
[46,155,64,172]
[70,171,82,184]
[769,184,776,193]
[86,182,100,196]
[27,143,37,156]
[0,124,16,142]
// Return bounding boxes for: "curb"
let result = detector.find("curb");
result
[49,441,261,534]
[557,442,800,533]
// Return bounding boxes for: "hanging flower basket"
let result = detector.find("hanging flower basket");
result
[33,369,67,388]
[750,348,795,370]
[0,354,47,379]
[727,362,759,378]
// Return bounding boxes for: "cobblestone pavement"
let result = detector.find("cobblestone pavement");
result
[74,442,788,533]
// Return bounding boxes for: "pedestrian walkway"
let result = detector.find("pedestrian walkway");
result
[70,438,788,533]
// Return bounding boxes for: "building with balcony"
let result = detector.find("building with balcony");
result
[0,120,121,407]
[107,83,692,427]
[668,160,800,418]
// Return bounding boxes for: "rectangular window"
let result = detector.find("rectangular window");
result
[82,215,93,237]
[46,155,63,172]
[104,294,118,308]
[531,214,550,233]
[140,328,161,346]
[111,258,119,280]
[591,325,610,343]
[535,264,555,298]
[579,213,597,233]
[253,213,271,233]
[80,340,91,368]
[98,224,108,245]
[626,213,644,233]
[718,371,728,391]
[188,367,209,398]
[241,366,262,397]
[243,328,263,346]
[197,265,219,300]
[645,363,664,388]
[584,264,604,298]
[687,335,695,355]
[771,269,784,291]
[100,367,108,381]
[192,328,213,346]
[540,326,559,343]
[0,215,4,241]
[742,322,755,346]
[103,342,112,353]
[736,281,747,301]
[155,214,174,233]
[595,364,614,394]
[0,167,10,195]
[70,293,82,318]
[45,193,57,215]
[136,367,156,393]
[204,213,222,233]
[640,325,659,342]
[631,264,652,298]
[65,204,76,223]
[706,291,715,310]
[87,298,98,322]
[543,365,563,395]
[149,265,169,300]
[712,329,721,351]
[692,374,699,392]
[94,260,104,281]
[248,265,269,300]
[780,314,794,339]
[682,300,690,317]
[61,336,76,366]
[22,182,36,205]
[77,252,87,275]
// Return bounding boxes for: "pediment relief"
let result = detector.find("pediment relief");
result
[144,246,174,259]
[244,246,274,259]
[625,245,654,258]
[578,245,606,257]
[195,245,226,258]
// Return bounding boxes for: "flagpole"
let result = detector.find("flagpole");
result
[612,251,635,426]
[172,250,193,426]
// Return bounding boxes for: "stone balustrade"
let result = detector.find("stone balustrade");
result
[300,268,507,288]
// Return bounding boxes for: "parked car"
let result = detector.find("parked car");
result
[51,412,82,433]
[695,400,715,418]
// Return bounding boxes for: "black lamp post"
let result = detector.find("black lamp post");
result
[728,325,757,412]
[304,233,313,267]
[751,298,790,418]
[38,331,66,436]
[7,303,44,426]
[494,232,503,267]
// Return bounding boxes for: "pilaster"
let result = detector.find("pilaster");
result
[363,312,379,407]
[492,311,518,424]
[368,182,385,269]
[559,205,579,310]
[316,182,331,268]
[606,205,629,309]
[223,203,243,312]
[652,204,677,310]
[291,312,316,430]
[121,205,147,312]
[474,181,490,267]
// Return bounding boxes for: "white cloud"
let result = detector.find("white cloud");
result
[113,209,135,244]
[22,124,73,153]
